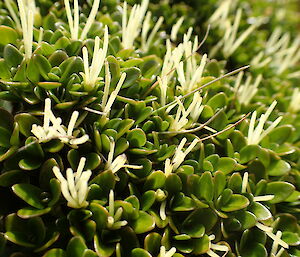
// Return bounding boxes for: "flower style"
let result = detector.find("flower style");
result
[208,0,237,29]
[235,72,262,106]
[107,190,128,229]
[288,88,300,113]
[122,0,149,49]
[251,27,300,73]
[141,11,164,52]
[159,246,177,257]
[242,172,274,202]
[17,0,34,60]
[171,17,184,41]
[256,222,289,254]
[247,101,282,145]
[5,0,21,30]
[53,157,92,208]
[207,234,229,257]
[64,0,101,40]
[158,40,184,105]
[164,137,198,176]
[176,29,208,93]
[81,26,109,91]
[31,98,89,146]
[168,93,204,132]
[101,63,127,117]
[210,8,262,58]
[105,138,142,174]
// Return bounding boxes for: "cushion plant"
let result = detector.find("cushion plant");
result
[0,0,299,257]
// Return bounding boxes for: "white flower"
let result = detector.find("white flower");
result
[107,190,128,229]
[242,172,274,202]
[168,93,204,132]
[235,72,262,106]
[159,246,177,257]
[31,98,89,146]
[210,8,262,58]
[17,0,34,60]
[171,17,184,41]
[207,234,229,257]
[122,0,149,49]
[141,11,164,52]
[105,139,142,174]
[164,137,198,176]
[100,62,127,117]
[5,0,21,30]
[64,0,100,40]
[247,101,282,145]
[288,88,300,113]
[53,157,92,208]
[80,26,109,91]
[158,40,184,106]
[251,27,300,73]
[208,0,238,28]
[176,29,208,93]
[256,222,289,254]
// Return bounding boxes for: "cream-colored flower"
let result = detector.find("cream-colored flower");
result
[159,246,176,257]
[207,234,229,257]
[31,98,89,146]
[256,222,289,254]
[242,172,274,202]
[122,0,149,49]
[247,101,282,145]
[16,0,34,60]
[105,139,142,174]
[64,0,100,40]
[81,26,109,91]
[107,190,128,229]
[53,157,92,209]
[164,137,198,176]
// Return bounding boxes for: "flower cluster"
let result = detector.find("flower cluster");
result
[31,98,89,146]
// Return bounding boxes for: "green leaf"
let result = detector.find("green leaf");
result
[89,202,109,231]
[0,26,18,45]
[221,194,250,212]
[192,235,210,254]
[3,44,23,67]
[0,170,28,187]
[18,207,51,218]
[198,171,214,202]
[249,202,272,221]
[131,211,155,234]
[268,160,291,176]
[15,113,41,137]
[141,190,156,211]
[144,171,166,190]
[42,249,66,257]
[266,182,295,203]
[282,231,300,246]
[241,243,267,257]
[12,184,44,209]
[131,248,152,257]
[4,231,35,248]
[94,234,114,257]
[217,157,238,174]
[122,67,141,88]
[127,128,147,147]
[66,237,87,257]
[144,232,162,254]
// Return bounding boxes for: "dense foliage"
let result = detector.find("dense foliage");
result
[0,0,299,256]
